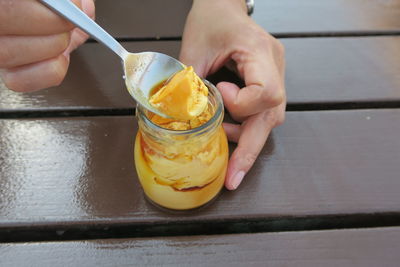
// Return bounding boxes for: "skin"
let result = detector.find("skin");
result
[180,0,286,190]
[0,0,95,92]
[0,0,285,190]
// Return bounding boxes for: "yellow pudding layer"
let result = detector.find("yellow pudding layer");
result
[148,103,213,131]
[134,127,228,210]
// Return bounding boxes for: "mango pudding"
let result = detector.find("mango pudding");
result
[149,66,209,121]
[134,66,228,210]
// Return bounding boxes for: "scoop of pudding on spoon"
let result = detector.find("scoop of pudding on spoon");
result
[40,0,187,118]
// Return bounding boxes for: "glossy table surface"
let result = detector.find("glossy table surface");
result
[1,0,400,266]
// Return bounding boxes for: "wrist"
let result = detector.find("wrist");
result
[192,0,247,15]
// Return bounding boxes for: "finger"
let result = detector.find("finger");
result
[224,111,274,190]
[218,49,285,118]
[0,33,70,68]
[64,0,95,56]
[64,28,89,57]
[1,55,70,92]
[81,0,95,20]
[222,122,241,143]
[234,48,285,110]
[218,81,260,122]
[0,0,81,35]
[217,82,246,121]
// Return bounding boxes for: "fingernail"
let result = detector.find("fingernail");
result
[231,171,245,190]
[63,49,70,59]
[81,0,96,19]
[81,0,88,12]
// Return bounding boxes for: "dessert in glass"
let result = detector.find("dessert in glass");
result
[134,66,228,210]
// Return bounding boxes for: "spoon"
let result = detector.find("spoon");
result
[39,0,184,117]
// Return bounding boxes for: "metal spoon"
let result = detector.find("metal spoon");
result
[40,0,184,117]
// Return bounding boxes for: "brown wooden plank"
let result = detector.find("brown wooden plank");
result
[1,37,399,112]
[94,0,191,38]
[0,109,399,228]
[94,0,400,38]
[253,0,400,34]
[0,41,180,112]
[2,227,400,266]
[283,36,400,104]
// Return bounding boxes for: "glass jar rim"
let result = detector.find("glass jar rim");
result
[136,79,224,136]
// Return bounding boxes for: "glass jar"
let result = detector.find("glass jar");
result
[134,80,228,210]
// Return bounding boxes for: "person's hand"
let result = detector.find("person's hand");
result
[180,0,286,190]
[0,0,95,92]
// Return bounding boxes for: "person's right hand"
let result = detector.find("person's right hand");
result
[0,0,95,92]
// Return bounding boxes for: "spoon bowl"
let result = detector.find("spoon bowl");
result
[40,0,184,117]
[123,52,184,116]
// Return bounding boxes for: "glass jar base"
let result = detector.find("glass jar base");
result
[143,191,222,214]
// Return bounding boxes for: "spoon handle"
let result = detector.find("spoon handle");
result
[39,0,128,60]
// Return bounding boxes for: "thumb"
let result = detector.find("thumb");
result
[217,81,246,122]
[64,0,95,57]
[81,0,95,19]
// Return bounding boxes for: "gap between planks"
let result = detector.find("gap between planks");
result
[1,212,400,243]
[1,101,400,119]
[86,30,400,43]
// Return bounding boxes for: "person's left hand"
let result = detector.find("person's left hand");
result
[180,0,286,190]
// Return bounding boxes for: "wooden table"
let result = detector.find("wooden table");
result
[1,0,400,265]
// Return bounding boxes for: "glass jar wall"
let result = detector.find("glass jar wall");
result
[134,81,228,210]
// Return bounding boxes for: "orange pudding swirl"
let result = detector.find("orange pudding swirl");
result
[149,66,208,121]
